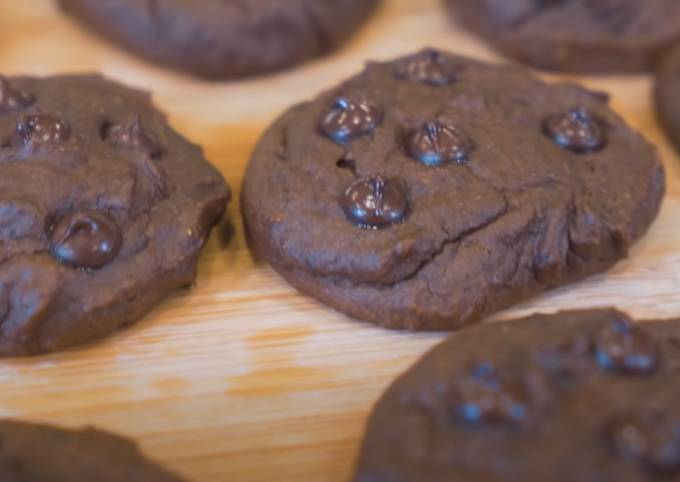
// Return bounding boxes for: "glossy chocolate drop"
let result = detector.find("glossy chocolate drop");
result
[48,210,122,270]
[395,49,457,86]
[105,114,161,157]
[341,174,408,229]
[607,412,680,475]
[543,107,606,153]
[452,362,530,425]
[593,316,659,375]
[320,97,382,143]
[16,114,70,147]
[408,121,473,166]
[0,77,34,114]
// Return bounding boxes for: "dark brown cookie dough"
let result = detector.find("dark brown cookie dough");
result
[354,309,680,482]
[58,0,380,79]
[446,0,680,73]
[241,49,664,331]
[0,420,184,481]
[655,45,680,155]
[0,74,229,356]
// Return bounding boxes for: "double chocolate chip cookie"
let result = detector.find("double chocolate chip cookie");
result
[242,49,664,331]
[0,74,229,356]
[59,0,381,79]
[0,420,184,481]
[354,309,680,482]
[446,0,680,73]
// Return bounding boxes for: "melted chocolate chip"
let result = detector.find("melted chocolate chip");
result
[320,97,382,143]
[408,121,473,166]
[48,210,122,270]
[606,412,680,475]
[104,115,161,157]
[341,174,408,229]
[0,77,34,114]
[593,316,659,375]
[543,107,606,153]
[395,49,457,86]
[537,336,592,382]
[452,362,530,425]
[16,114,70,148]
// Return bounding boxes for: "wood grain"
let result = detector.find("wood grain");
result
[1,1,680,481]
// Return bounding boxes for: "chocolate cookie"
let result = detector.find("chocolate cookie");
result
[0,74,229,356]
[241,49,665,331]
[0,420,184,481]
[58,0,380,79]
[655,45,680,155]
[446,0,680,73]
[354,309,680,482]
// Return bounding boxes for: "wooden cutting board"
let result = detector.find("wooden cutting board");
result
[1,1,679,481]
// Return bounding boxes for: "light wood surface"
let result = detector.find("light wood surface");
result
[1,1,680,481]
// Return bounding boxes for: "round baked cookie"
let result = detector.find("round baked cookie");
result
[446,0,680,73]
[58,0,381,79]
[655,45,680,155]
[354,309,680,482]
[0,420,184,481]
[0,74,229,356]
[241,49,665,331]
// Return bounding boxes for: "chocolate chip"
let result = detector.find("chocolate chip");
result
[0,77,34,115]
[16,114,70,148]
[395,49,457,86]
[407,121,473,166]
[606,411,680,475]
[537,336,592,381]
[48,210,122,270]
[104,114,161,157]
[593,316,659,375]
[320,97,382,143]
[452,362,530,425]
[543,107,606,153]
[340,174,408,229]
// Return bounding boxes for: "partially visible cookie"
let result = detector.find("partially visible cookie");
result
[655,45,680,155]
[0,74,229,356]
[354,309,680,482]
[58,0,380,79]
[0,420,184,481]
[241,48,664,331]
[446,0,680,73]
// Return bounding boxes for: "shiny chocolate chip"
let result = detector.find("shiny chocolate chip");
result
[606,412,680,475]
[48,210,122,270]
[341,174,408,229]
[452,362,530,425]
[408,121,473,166]
[0,77,34,114]
[543,107,606,153]
[104,114,161,157]
[593,316,659,375]
[16,114,70,147]
[320,97,382,143]
[395,49,457,86]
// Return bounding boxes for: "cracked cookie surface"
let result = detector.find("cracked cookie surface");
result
[58,0,381,79]
[446,0,680,73]
[354,309,680,482]
[0,420,185,481]
[241,49,664,330]
[0,74,229,356]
